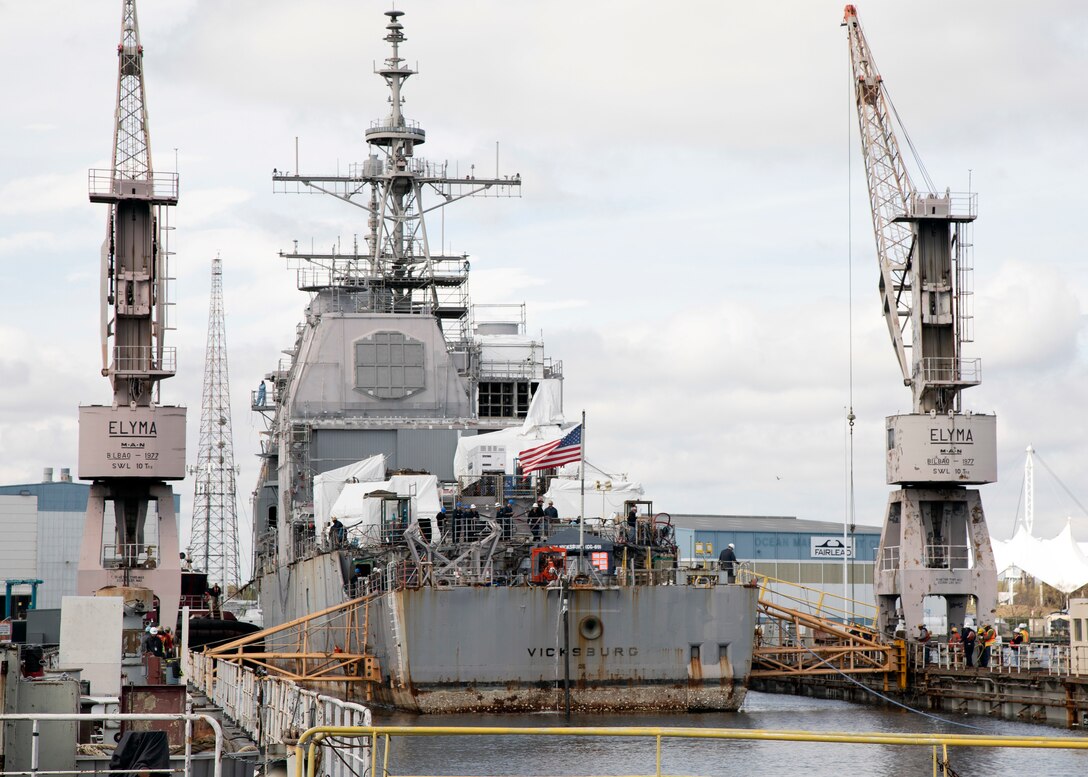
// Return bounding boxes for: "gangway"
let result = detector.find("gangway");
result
[743,571,903,685]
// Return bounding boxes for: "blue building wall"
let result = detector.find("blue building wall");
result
[693,529,880,562]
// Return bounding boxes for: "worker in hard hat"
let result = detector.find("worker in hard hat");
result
[718,542,738,584]
[1008,622,1029,668]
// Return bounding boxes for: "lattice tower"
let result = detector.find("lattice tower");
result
[189,255,242,591]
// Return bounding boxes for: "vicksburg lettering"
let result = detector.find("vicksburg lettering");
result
[108,419,158,437]
[528,646,638,658]
[930,427,973,444]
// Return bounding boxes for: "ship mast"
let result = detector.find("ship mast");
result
[264,9,525,565]
[844,5,997,636]
[77,0,186,638]
[274,10,520,344]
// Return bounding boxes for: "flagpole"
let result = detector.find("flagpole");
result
[579,409,586,574]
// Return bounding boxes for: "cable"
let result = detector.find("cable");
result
[796,642,989,732]
[1034,452,1088,520]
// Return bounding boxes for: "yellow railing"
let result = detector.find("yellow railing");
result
[745,571,878,626]
[293,725,1088,777]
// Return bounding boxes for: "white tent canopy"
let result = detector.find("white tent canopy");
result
[313,455,387,528]
[991,520,1088,594]
[543,477,644,522]
[329,474,442,543]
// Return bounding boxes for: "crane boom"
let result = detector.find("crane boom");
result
[843,4,915,386]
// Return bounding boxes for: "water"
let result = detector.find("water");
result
[372,691,1088,776]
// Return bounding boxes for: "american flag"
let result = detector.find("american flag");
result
[518,424,583,474]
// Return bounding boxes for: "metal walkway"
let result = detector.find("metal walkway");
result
[745,572,903,685]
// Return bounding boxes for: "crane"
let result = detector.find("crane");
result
[844,5,997,638]
[76,0,187,648]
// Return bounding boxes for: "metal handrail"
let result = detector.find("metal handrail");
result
[0,712,222,777]
[923,543,970,569]
[293,724,1088,777]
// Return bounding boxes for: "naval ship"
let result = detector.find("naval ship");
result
[248,9,756,713]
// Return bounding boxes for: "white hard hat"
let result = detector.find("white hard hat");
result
[470,504,476,509]
[728,543,735,549]
[495,503,502,508]
[1018,623,1026,629]
[149,627,159,634]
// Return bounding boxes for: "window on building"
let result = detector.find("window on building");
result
[1076,618,1084,642]
[355,332,425,399]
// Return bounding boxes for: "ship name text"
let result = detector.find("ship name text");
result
[528,646,638,658]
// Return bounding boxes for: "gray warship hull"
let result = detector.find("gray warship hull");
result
[256,554,756,713]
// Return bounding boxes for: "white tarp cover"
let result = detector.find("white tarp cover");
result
[313,455,387,528]
[453,424,573,478]
[453,379,570,478]
[544,478,644,521]
[329,474,442,541]
[521,379,565,431]
[991,521,1088,594]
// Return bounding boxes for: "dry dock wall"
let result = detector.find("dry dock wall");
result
[751,669,1088,730]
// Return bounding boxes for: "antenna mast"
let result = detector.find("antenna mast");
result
[189,255,242,592]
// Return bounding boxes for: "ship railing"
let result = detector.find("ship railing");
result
[0,712,223,777]
[623,568,677,587]
[101,542,159,569]
[748,572,880,636]
[291,533,320,563]
[289,722,1088,777]
[251,383,279,410]
[187,651,369,777]
[478,359,546,380]
[923,543,970,569]
[920,641,1085,676]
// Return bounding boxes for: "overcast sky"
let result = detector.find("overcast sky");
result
[2,1,1086,576]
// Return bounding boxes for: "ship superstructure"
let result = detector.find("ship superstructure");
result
[254,10,556,572]
[248,9,755,713]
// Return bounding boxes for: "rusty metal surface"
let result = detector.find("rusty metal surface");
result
[120,684,186,746]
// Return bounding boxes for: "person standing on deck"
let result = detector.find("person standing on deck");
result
[916,624,932,665]
[718,543,738,584]
[435,507,448,542]
[329,517,346,548]
[206,583,222,618]
[497,501,514,540]
[528,500,545,541]
[544,500,559,520]
[948,626,962,667]
[626,506,638,543]
[962,624,977,668]
[979,624,996,668]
